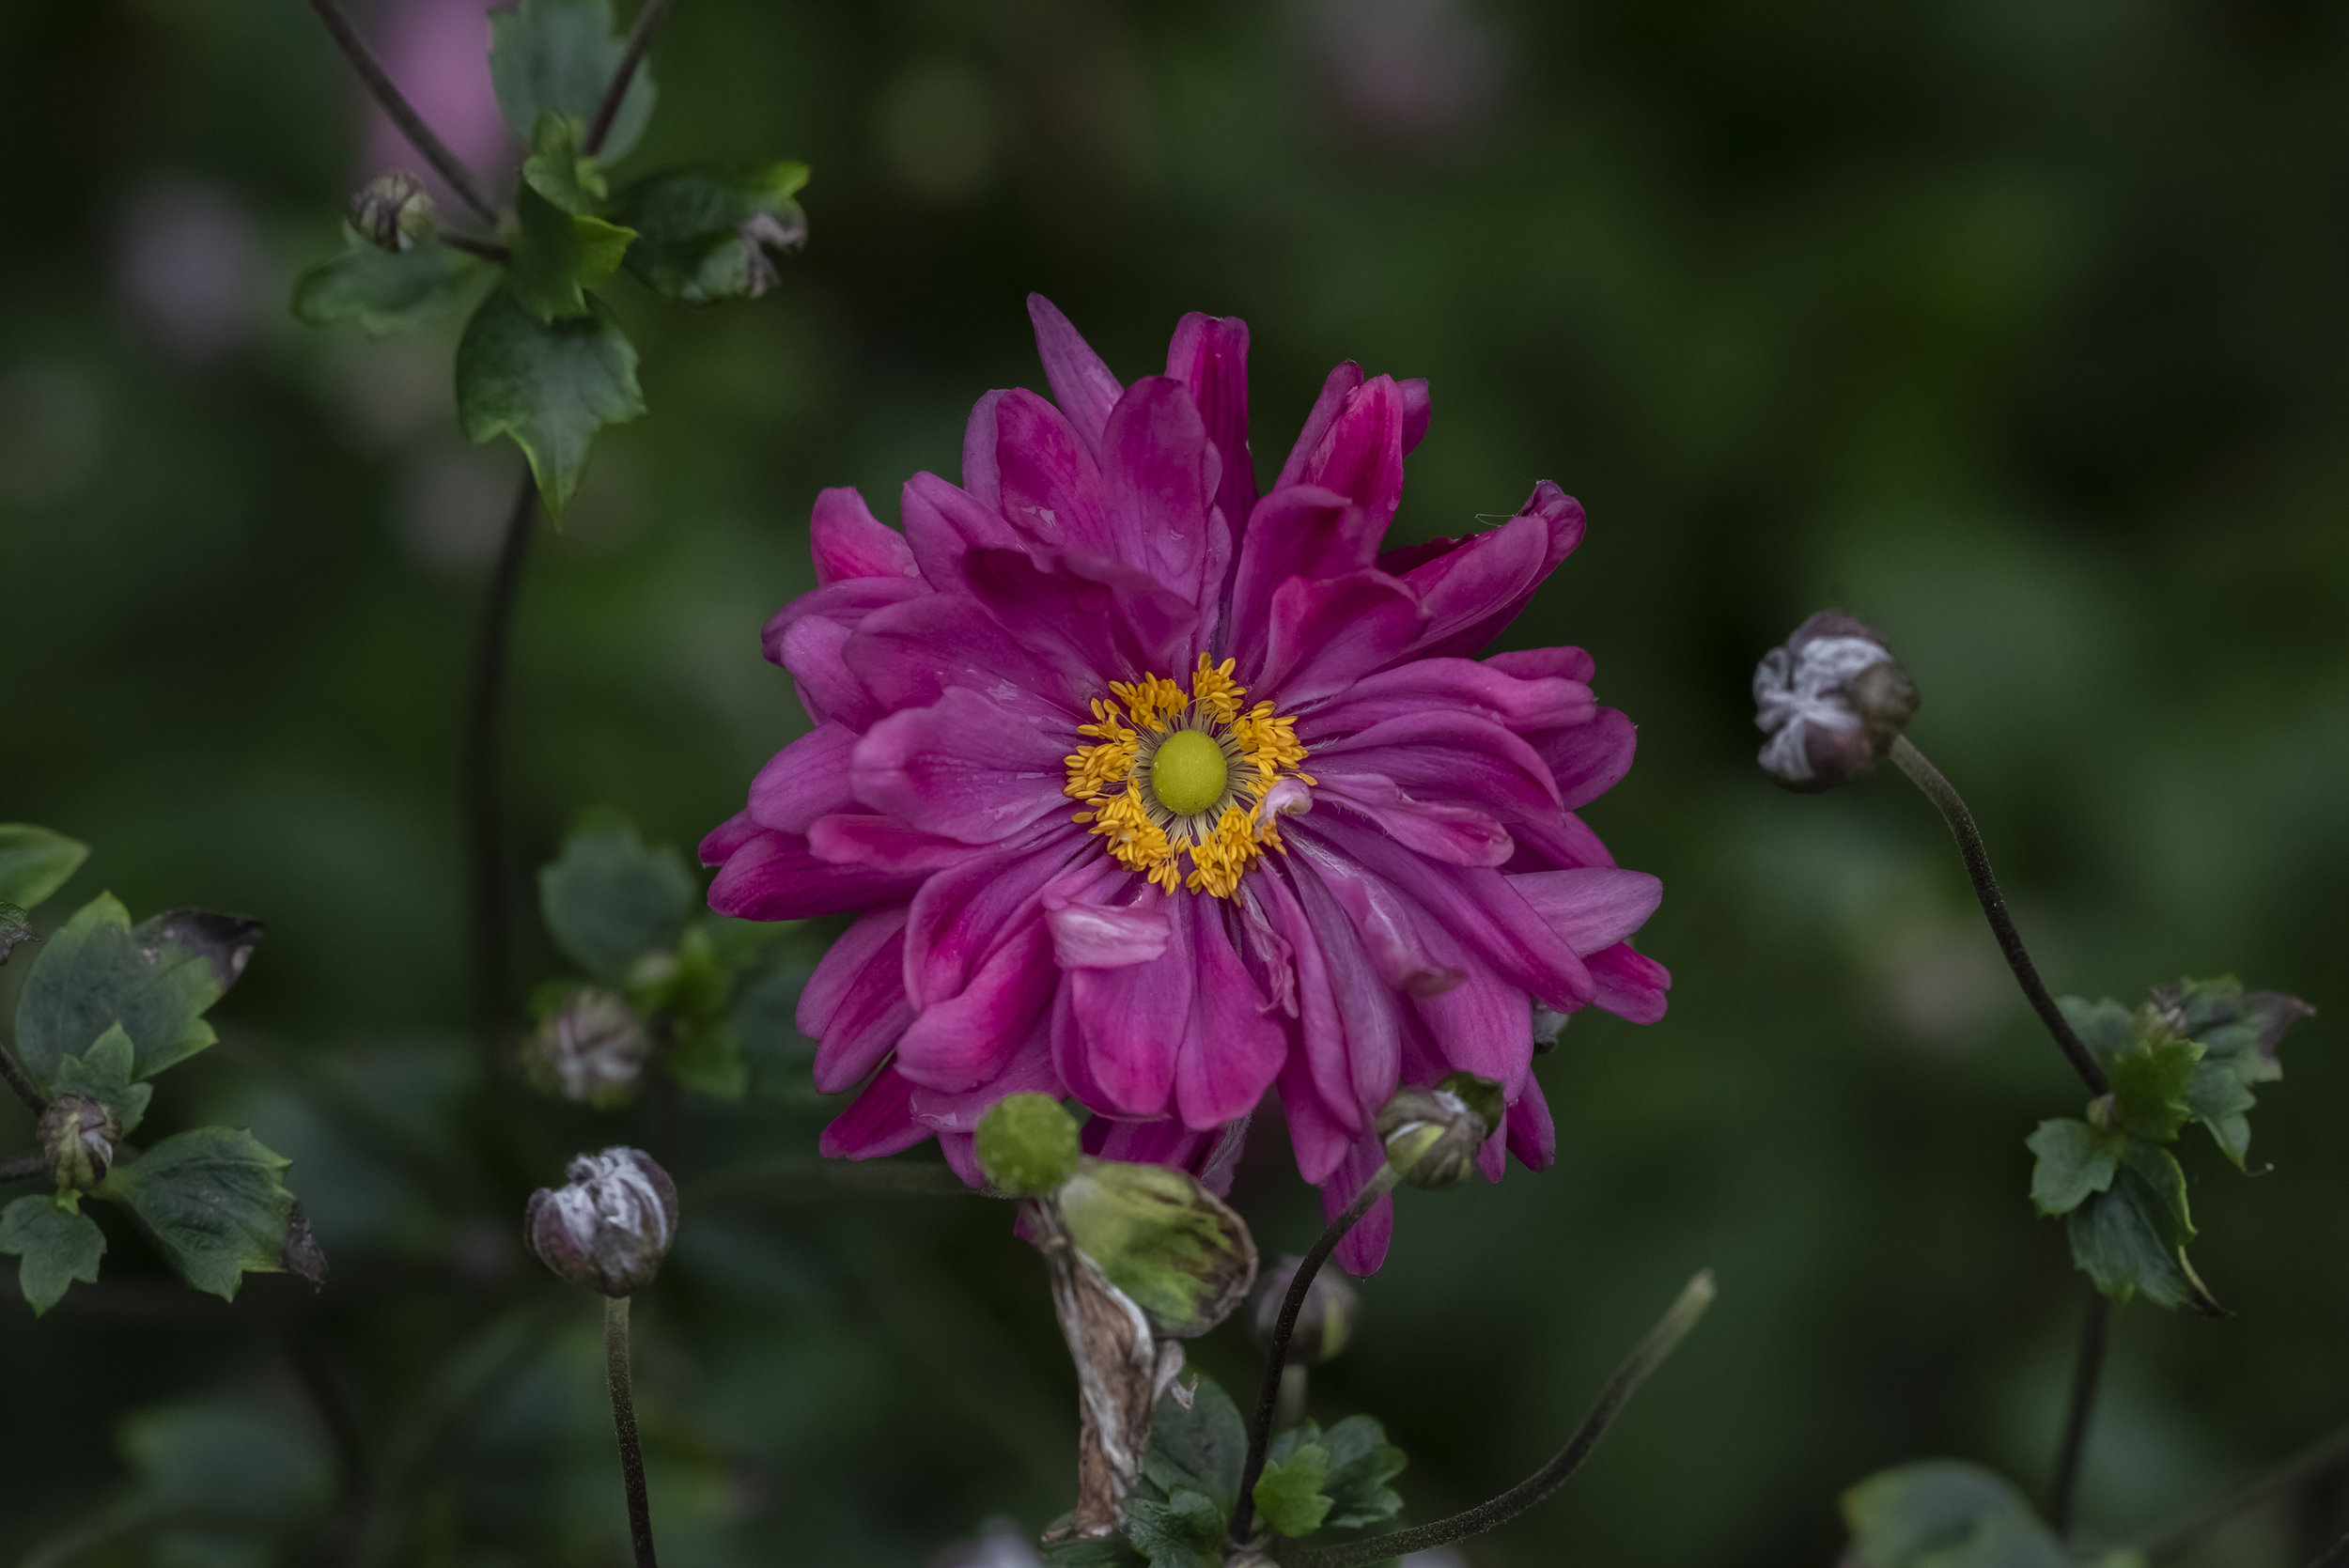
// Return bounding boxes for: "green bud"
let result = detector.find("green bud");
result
[974,1093,1080,1197]
[1057,1157,1258,1338]
[350,170,438,252]
[1376,1071,1503,1190]
[39,1094,119,1192]
[1252,1254,1360,1367]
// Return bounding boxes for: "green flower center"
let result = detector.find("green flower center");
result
[1150,729,1229,818]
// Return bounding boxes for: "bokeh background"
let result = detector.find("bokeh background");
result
[3,0,2346,1562]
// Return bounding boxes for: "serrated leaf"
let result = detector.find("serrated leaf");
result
[1252,1441,1334,1538]
[0,824,89,909]
[0,1194,105,1314]
[1121,1486,1224,1568]
[539,808,695,980]
[1143,1372,1247,1514]
[2155,976,2312,1167]
[14,896,265,1087]
[509,182,635,321]
[522,112,609,214]
[490,0,657,163]
[612,162,810,303]
[2058,995,2136,1059]
[1842,1459,2063,1567]
[100,1127,311,1300]
[456,287,645,515]
[291,233,480,335]
[2024,1118,2117,1217]
[50,1024,153,1136]
[1312,1414,1408,1529]
[2104,1029,2201,1142]
[2065,1143,2219,1313]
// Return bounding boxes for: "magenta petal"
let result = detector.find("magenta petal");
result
[1227,485,1381,668]
[1398,377,1432,456]
[996,389,1113,555]
[1532,707,1637,811]
[843,587,1086,722]
[1286,862,1403,1118]
[1297,844,1463,999]
[850,687,1066,845]
[1504,811,1618,873]
[1588,941,1672,1024]
[902,834,1098,1008]
[1278,1051,1355,1184]
[1274,362,1365,490]
[1506,1075,1557,1171]
[811,486,919,586]
[1174,902,1285,1128]
[1484,645,1596,685]
[700,809,762,867]
[1300,658,1595,739]
[1325,1132,1395,1277]
[708,829,926,920]
[800,904,907,1046]
[896,919,1058,1092]
[1164,311,1256,541]
[1047,899,1173,968]
[910,1032,1060,1131]
[1392,483,1589,661]
[899,471,1030,595]
[818,1064,932,1159]
[750,722,859,833]
[938,1131,985,1187]
[1255,569,1425,701]
[962,388,1004,511]
[1511,867,1662,955]
[801,907,915,1094]
[960,545,1197,692]
[1068,890,1192,1116]
[1310,711,1563,822]
[766,576,926,727]
[1413,957,1534,1098]
[1083,1115,1211,1172]
[1316,773,1515,867]
[806,814,978,874]
[1027,294,1123,458]
[1100,375,1218,597]
[1249,871,1359,1131]
[1293,374,1408,527]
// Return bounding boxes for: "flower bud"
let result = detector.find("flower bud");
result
[1376,1071,1502,1190]
[524,1147,678,1296]
[1752,611,1920,792]
[1251,1254,1361,1367]
[522,987,649,1109]
[974,1093,1080,1197]
[349,170,437,252]
[39,1094,118,1192]
[1056,1157,1257,1338]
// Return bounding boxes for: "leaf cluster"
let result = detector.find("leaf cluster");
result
[0,827,319,1315]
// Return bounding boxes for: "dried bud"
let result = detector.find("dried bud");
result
[1056,1158,1257,1338]
[349,170,437,252]
[737,209,808,299]
[1752,611,1920,792]
[522,987,649,1108]
[1251,1254,1361,1367]
[974,1092,1080,1197]
[524,1147,678,1296]
[1376,1071,1503,1190]
[39,1094,119,1192]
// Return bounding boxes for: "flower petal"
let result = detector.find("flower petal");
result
[1227,484,1382,667]
[1308,711,1562,823]
[1325,1131,1395,1277]
[850,687,1068,845]
[1509,868,1662,955]
[902,834,1100,1009]
[1484,645,1595,685]
[1254,568,1425,701]
[1411,955,1534,1098]
[1529,707,1638,812]
[1278,1050,1355,1184]
[996,388,1113,555]
[961,388,1003,512]
[1174,901,1285,1128]
[896,919,1059,1093]
[842,586,1087,722]
[1101,376,1219,598]
[811,486,919,585]
[818,1064,931,1159]
[1164,311,1256,545]
[1067,888,1193,1117]
[1047,899,1173,969]
[1385,482,1588,661]
[806,814,978,875]
[1588,941,1672,1024]
[699,808,762,867]
[1248,870,1361,1132]
[750,722,858,833]
[800,906,915,1093]
[1290,374,1408,528]
[1028,294,1123,458]
[1506,1074,1557,1172]
[708,829,926,921]
[898,470,1030,595]
[910,1032,1060,1131]
[959,545,1197,693]
[1285,862,1404,1120]
[1315,772,1515,867]
[1299,658,1595,739]
[766,576,926,728]
[1274,362,1364,490]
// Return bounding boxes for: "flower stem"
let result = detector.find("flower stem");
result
[2133,1418,2349,1556]
[1278,1271,1717,1568]
[0,1047,46,1115]
[1887,737,2110,1095]
[462,466,539,1047]
[0,1151,47,1183]
[299,0,502,225]
[441,233,514,264]
[605,1295,661,1568]
[583,0,675,157]
[2046,1290,2109,1538]
[1228,1165,1401,1547]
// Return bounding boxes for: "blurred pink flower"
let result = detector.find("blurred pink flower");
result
[358,0,515,207]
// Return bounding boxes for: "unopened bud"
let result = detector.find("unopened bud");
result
[974,1093,1080,1197]
[1057,1157,1257,1338]
[1251,1255,1360,1367]
[39,1094,118,1192]
[350,170,438,252]
[1377,1071,1502,1190]
[1752,612,1919,792]
[522,987,649,1109]
[524,1146,677,1296]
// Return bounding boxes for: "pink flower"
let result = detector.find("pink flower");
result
[706,298,1668,1272]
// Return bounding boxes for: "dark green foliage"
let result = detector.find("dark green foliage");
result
[0,1196,105,1316]
[538,807,696,981]
[100,1127,311,1301]
[613,163,810,303]
[0,824,88,909]
[290,235,480,334]
[14,895,262,1086]
[490,0,657,162]
[456,288,646,515]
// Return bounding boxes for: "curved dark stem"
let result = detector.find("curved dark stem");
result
[1278,1271,1717,1568]
[0,1151,48,1183]
[583,0,675,156]
[2136,1419,2349,1557]
[300,0,502,225]
[1228,1166,1401,1547]
[442,233,514,264]
[606,1295,661,1567]
[0,1048,45,1115]
[1888,737,2110,1095]
[2047,1291,2109,1538]
[463,466,540,1049]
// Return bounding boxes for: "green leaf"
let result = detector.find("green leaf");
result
[2155,976,2312,1167]
[0,824,89,909]
[50,1024,153,1136]
[123,1399,334,1525]
[1059,1159,1258,1338]
[0,900,28,967]
[666,1020,748,1099]
[456,286,645,515]
[1309,1415,1408,1529]
[1841,1459,2066,1567]
[538,808,695,981]
[1143,1372,1247,1514]
[13,896,264,1088]
[0,1194,105,1315]
[2024,1118,2117,1217]
[2058,995,2137,1060]
[522,112,610,213]
[1120,1486,1224,1568]
[2065,1142,2220,1313]
[100,1128,311,1300]
[291,233,480,334]
[612,162,810,303]
[1252,1441,1334,1537]
[2103,1028,2201,1142]
[1039,1536,1143,1568]
[509,181,635,322]
[490,0,657,163]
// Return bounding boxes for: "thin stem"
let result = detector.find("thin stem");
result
[1889,737,2110,1095]
[441,233,514,264]
[1280,1271,1718,1568]
[583,0,675,156]
[0,1048,45,1114]
[300,0,501,225]
[1228,1166,1402,1546]
[2047,1291,2110,1538]
[463,465,540,1047]
[0,1151,47,1183]
[605,1295,660,1568]
[2137,1418,2349,1556]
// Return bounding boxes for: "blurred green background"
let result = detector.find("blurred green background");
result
[2,0,2344,1562]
